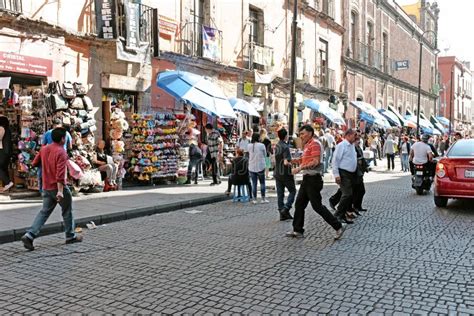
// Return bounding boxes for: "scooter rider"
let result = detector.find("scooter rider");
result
[409,134,434,175]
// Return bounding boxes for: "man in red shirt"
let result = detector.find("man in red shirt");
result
[21,127,82,251]
[286,125,346,240]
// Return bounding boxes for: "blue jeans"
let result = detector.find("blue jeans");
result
[26,187,76,240]
[275,176,296,211]
[323,148,332,173]
[250,170,266,199]
[401,153,409,171]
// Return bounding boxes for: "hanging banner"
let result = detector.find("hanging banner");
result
[124,0,141,50]
[202,26,221,61]
[253,44,273,68]
[159,15,178,38]
[95,0,117,39]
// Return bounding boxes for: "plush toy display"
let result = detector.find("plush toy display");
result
[128,112,180,181]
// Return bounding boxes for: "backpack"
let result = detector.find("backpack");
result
[61,82,76,99]
[46,82,68,112]
[82,96,94,112]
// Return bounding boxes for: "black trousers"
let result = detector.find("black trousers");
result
[335,169,357,219]
[386,154,395,170]
[353,177,365,210]
[293,174,342,233]
[329,176,365,210]
[210,157,220,184]
[0,150,11,185]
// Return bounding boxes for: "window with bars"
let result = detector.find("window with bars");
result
[0,0,22,13]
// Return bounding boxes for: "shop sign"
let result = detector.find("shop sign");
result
[95,0,117,39]
[158,15,178,38]
[395,60,409,70]
[0,52,53,77]
[101,73,150,92]
[124,0,140,50]
[243,82,253,96]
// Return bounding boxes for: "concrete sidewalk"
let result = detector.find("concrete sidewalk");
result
[0,180,233,244]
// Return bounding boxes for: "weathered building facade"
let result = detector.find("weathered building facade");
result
[342,0,440,126]
[438,56,472,134]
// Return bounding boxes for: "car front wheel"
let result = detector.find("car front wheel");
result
[434,196,448,207]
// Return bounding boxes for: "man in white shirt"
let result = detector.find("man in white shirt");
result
[323,129,335,173]
[332,129,358,223]
[409,134,433,175]
[237,130,252,157]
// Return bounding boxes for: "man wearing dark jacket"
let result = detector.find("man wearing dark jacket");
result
[274,128,296,221]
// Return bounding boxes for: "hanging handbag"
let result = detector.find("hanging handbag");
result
[73,82,87,96]
[50,93,68,111]
[61,82,76,99]
[82,96,94,112]
[70,97,85,110]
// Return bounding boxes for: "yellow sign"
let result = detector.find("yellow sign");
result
[243,82,253,96]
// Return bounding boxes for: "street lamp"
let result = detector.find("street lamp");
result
[416,29,438,138]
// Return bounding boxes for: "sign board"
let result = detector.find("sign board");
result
[124,0,140,50]
[101,73,150,92]
[95,0,117,39]
[395,60,409,70]
[0,52,53,77]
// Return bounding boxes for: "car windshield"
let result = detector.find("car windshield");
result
[447,140,474,157]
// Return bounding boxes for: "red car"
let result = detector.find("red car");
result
[434,139,474,207]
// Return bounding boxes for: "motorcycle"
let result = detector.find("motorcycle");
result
[411,163,433,195]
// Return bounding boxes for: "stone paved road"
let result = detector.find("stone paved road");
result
[0,172,473,315]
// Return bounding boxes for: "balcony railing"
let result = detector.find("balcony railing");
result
[243,41,274,71]
[116,3,155,44]
[177,21,223,62]
[0,0,22,13]
[317,66,336,90]
[349,41,393,75]
[321,0,335,19]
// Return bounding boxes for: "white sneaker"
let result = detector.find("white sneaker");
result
[252,199,258,205]
[260,199,270,204]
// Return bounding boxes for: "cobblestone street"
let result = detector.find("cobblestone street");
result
[0,171,473,315]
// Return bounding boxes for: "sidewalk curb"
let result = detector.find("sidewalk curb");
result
[0,194,230,245]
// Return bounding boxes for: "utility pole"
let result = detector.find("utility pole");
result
[288,0,298,138]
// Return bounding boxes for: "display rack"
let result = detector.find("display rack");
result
[128,113,180,182]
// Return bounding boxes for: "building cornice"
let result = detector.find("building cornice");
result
[302,4,346,35]
[343,56,437,100]
[0,10,99,45]
[379,1,438,52]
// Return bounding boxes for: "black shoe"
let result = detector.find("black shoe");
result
[356,208,368,212]
[21,235,34,251]
[65,235,83,244]
[279,209,293,221]
[184,180,191,185]
[210,182,219,186]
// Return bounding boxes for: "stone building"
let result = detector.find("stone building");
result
[438,56,472,134]
[342,0,440,127]
[153,0,345,129]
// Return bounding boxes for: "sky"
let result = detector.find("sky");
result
[397,0,474,66]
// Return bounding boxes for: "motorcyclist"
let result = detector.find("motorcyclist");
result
[409,134,434,176]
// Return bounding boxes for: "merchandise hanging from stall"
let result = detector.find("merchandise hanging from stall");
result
[128,113,180,182]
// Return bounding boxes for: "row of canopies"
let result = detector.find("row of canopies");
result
[350,101,450,135]
[157,70,260,119]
